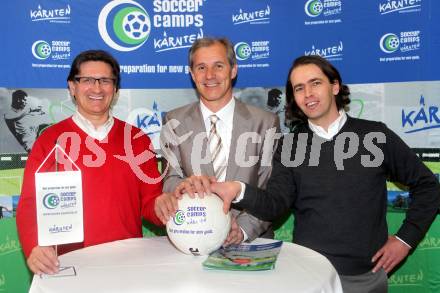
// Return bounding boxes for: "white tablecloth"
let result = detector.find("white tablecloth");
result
[30,237,343,293]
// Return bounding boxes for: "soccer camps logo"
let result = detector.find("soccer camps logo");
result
[380,33,400,53]
[98,0,151,52]
[234,41,270,62]
[173,210,185,225]
[234,42,252,61]
[305,0,324,17]
[31,40,70,61]
[42,193,60,209]
[32,40,52,60]
[380,31,421,55]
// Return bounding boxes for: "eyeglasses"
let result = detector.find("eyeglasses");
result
[74,76,116,87]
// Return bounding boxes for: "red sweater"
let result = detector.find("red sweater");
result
[16,117,163,257]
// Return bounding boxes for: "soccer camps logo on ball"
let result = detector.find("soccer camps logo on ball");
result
[166,193,231,256]
[32,40,52,60]
[173,210,185,225]
[380,33,400,53]
[98,0,151,52]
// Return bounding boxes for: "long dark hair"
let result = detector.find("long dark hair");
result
[285,55,350,124]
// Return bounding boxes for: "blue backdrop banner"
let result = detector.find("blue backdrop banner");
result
[0,0,438,89]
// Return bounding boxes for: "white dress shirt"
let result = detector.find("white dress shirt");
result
[199,98,235,182]
[72,111,114,141]
[308,109,347,140]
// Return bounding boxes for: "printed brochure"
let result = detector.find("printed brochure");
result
[203,240,283,271]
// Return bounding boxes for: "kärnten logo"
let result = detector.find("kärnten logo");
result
[98,0,151,52]
[126,101,165,150]
[43,193,60,209]
[305,41,344,61]
[379,0,422,15]
[30,4,71,23]
[232,5,271,25]
[32,40,51,60]
[402,95,440,134]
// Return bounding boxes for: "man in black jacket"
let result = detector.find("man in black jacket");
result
[188,55,440,292]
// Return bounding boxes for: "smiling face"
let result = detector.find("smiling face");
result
[290,63,340,129]
[190,42,238,112]
[68,61,116,126]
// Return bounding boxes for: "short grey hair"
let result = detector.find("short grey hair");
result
[188,37,237,69]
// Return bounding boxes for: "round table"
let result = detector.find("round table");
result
[30,237,342,293]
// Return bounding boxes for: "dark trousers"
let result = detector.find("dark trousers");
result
[339,269,388,293]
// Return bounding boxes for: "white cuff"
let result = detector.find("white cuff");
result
[232,181,245,203]
[395,235,412,249]
[240,227,249,242]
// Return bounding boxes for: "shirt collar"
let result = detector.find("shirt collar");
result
[308,109,347,140]
[200,98,235,130]
[72,110,114,141]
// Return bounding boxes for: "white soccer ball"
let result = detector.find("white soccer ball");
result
[167,193,231,256]
[123,11,150,40]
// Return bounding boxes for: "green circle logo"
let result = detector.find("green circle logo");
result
[43,193,60,209]
[380,33,400,53]
[114,7,150,45]
[98,0,151,52]
[173,210,185,225]
[305,0,323,17]
[32,40,51,60]
[234,42,252,61]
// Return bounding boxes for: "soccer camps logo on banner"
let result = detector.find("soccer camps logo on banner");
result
[380,33,400,54]
[234,41,270,69]
[304,0,342,25]
[31,40,70,61]
[99,0,206,53]
[98,0,151,52]
[32,41,52,60]
[235,42,252,61]
[31,40,71,69]
[151,0,205,53]
[379,30,421,62]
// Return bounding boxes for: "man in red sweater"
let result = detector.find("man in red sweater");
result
[16,50,177,276]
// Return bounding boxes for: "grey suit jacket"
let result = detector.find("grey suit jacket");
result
[160,98,280,241]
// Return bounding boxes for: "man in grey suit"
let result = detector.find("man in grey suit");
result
[159,37,280,244]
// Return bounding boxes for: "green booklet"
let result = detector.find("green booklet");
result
[202,240,283,271]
